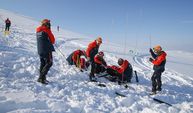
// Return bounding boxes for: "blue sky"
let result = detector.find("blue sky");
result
[0,0,193,52]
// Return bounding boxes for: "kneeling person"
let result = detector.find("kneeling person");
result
[106,58,133,83]
[90,51,107,81]
[66,49,88,70]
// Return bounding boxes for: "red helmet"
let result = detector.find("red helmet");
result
[98,51,104,57]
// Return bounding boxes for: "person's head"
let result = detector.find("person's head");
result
[118,58,124,66]
[153,45,162,55]
[96,37,102,45]
[41,19,51,29]
[98,51,104,57]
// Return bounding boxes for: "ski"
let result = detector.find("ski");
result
[115,91,127,97]
[97,73,109,78]
[85,79,106,87]
[153,98,172,106]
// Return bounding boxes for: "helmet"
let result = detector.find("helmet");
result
[41,19,50,25]
[118,58,124,66]
[98,51,104,57]
[153,45,162,52]
[96,37,102,44]
[41,19,51,28]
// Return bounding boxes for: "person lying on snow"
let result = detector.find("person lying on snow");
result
[89,51,107,81]
[66,49,89,70]
[106,58,133,84]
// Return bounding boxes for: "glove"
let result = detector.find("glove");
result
[149,48,153,53]
[149,58,153,62]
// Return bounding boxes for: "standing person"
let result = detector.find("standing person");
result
[86,37,102,81]
[57,26,59,32]
[106,58,133,83]
[149,45,167,94]
[36,19,55,84]
[5,18,11,31]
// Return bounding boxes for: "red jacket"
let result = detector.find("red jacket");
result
[5,19,11,24]
[72,50,84,63]
[152,52,167,65]
[94,55,107,66]
[36,26,55,44]
[117,60,129,74]
[86,40,98,57]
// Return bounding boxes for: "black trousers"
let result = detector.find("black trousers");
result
[90,63,106,76]
[39,52,53,80]
[151,71,162,92]
[5,24,10,31]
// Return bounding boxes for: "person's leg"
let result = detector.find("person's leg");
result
[8,26,10,31]
[89,61,96,80]
[5,25,8,31]
[156,72,162,91]
[38,56,46,82]
[106,68,119,82]
[40,53,53,82]
[151,71,157,93]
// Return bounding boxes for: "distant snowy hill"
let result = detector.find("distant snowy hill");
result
[0,9,193,113]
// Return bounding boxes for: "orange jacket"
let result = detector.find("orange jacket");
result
[36,26,55,44]
[152,52,167,65]
[86,40,98,57]
[117,60,129,74]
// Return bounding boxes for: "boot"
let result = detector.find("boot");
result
[89,73,96,82]
[37,74,48,84]
[150,91,156,95]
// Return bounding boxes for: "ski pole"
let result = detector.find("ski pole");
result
[134,70,139,83]
[54,44,66,59]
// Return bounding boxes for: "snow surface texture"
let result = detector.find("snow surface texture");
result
[0,9,193,113]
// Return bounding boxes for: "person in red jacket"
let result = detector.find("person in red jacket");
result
[149,45,167,94]
[90,51,107,80]
[5,18,11,31]
[86,37,102,81]
[36,19,55,84]
[66,49,88,70]
[106,58,133,83]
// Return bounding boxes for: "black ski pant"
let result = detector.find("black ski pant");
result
[5,24,10,31]
[39,52,53,80]
[151,71,162,92]
[106,68,129,82]
[90,62,106,76]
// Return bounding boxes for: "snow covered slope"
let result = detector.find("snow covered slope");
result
[0,9,193,113]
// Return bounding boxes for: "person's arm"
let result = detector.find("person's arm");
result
[149,48,157,59]
[46,29,55,44]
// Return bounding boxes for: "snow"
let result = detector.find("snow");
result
[0,9,193,113]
